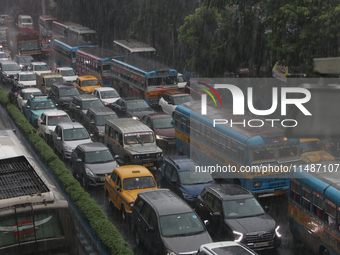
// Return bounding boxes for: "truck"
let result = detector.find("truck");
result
[6,27,42,59]
[0,130,78,254]
[36,72,64,95]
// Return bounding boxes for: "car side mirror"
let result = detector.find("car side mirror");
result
[147,227,155,233]
[76,105,80,109]
[264,206,269,212]
[212,211,221,217]
[56,137,61,141]
[204,220,209,226]
[170,179,177,184]
[76,158,82,162]
[26,105,30,109]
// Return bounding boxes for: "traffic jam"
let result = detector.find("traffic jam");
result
[0,5,339,255]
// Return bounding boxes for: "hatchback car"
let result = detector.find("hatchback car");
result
[0,60,21,84]
[92,87,120,106]
[159,92,193,116]
[197,241,258,255]
[132,189,212,255]
[110,97,155,120]
[140,112,175,147]
[27,62,52,75]
[82,107,118,142]
[23,95,57,128]
[48,82,80,112]
[52,122,93,160]
[16,88,43,112]
[53,67,78,82]
[71,142,118,189]
[105,165,157,221]
[13,55,34,71]
[69,94,105,122]
[194,184,281,251]
[159,156,216,207]
[38,110,72,145]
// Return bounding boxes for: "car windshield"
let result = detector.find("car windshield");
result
[47,115,71,126]
[2,64,20,71]
[223,198,265,219]
[152,117,174,129]
[178,170,213,185]
[20,74,36,81]
[63,128,89,141]
[173,95,193,105]
[123,176,156,190]
[34,64,50,71]
[84,149,114,164]
[124,132,154,145]
[19,56,34,63]
[160,212,205,237]
[96,114,118,126]
[22,18,32,23]
[82,99,104,110]
[126,100,149,110]
[82,79,99,86]
[31,101,55,110]
[101,90,119,99]
[61,69,76,76]
[59,87,79,97]
[301,141,323,153]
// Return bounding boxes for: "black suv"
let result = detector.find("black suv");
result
[110,97,155,120]
[82,107,118,142]
[49,82,80,112]
[132,189,212,255]
[194,184,281,251]
[69,94,105,122]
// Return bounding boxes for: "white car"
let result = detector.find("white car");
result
[28,62,52,75]
[53,67,78,82]
[159,92,193,116]
[0,15,8,25]
[177,73,187,90]
[38,110,72,145]
[16,88,43,112]
[198,241,258,255]
[14,71,36,90]
[92,87,120,106]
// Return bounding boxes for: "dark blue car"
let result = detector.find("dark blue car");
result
[159,156,216,207]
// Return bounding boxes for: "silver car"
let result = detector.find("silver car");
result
[52,122,93,160]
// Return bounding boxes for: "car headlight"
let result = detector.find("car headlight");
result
[64,145,73,152]
[156,153,163,157]
[233,231,243,242]
[85,168,95,177]
[275,226,282,237]
[166,250,177,255]
[129,201,134,207]
[103,101,109,106]
[132,116,140,121]
[182,192,194,199]
[5,74,9,77]
[133,155,140,159]
[253,181,262,187]
[156,135,166,140]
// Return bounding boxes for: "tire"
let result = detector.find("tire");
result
[106,191,112,206]
[121,204,126,221]
[322,249,330,255]
[70,163,76,178]
[82,175,88,190]
[135,230,141,246]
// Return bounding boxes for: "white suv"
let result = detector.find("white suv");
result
[53,67,78,82]
[28,62,52,75]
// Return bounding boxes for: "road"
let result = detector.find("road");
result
[0,53,314,255]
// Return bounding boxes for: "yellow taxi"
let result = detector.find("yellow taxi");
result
[73,75,102,94]
[104,165,157,221]
[300,138,334,163]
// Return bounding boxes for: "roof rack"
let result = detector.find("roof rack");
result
[0,156,54,209]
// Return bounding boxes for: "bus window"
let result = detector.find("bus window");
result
[211,131,219,150]
[312,191,323,220]
[324,199,336,228]
[290,179,300,204]
[238,147,244,164]
[219,135,226,153]
[301,186,311,211]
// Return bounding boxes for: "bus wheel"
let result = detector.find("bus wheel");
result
[322,249,330,255]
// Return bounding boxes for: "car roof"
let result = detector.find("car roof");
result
[30,95,51,102]
[52,82,76,88]
[0,60,17,65]
[165,156,197,172]
[138,189,193,216]
[77,142,109,152]
[88,107,117,115]
[57,122,84,129]
[21,88,42,93]
[106,118,152,133]
[31,62,48,65]
[74,94,98,100]
[204,184,252,200]
[114,165,153,178]
[42,110,69,116]
[77,75,98,81]
[94,87,116,92]
[145,112,171,119]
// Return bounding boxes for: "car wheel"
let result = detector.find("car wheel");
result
[106,191,112,206]
[121,204,126,221]
[135,230,141,246]
[82,175,88,190]
[70,163,76,178]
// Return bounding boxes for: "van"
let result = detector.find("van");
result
[131,189,212,255]
[17,15,33,29]
[104,118,163,168]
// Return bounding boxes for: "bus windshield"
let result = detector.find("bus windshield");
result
[148,76,177,86]
[300,141,323,153]
[252,147,275,162]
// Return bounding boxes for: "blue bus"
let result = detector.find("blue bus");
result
[289,163,340,255]
[110,55,178,106]
[174,101,301,198]
[52,38,94,69]
[75,47,117,87]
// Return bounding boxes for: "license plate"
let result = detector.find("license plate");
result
[274,190,282,196]
[101,177,105,181]
[143,163,154,167]
[254,242,269,248]
[168,141,175,145]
